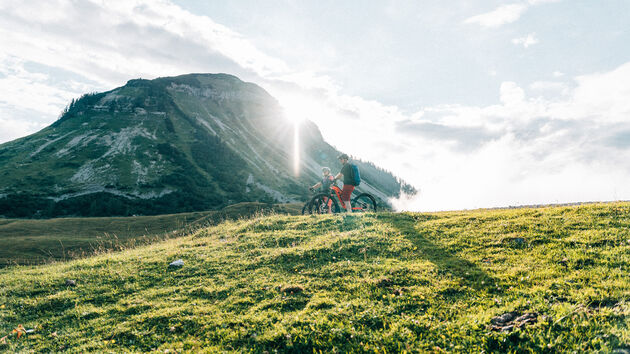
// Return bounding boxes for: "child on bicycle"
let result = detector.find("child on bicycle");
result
[309,167,335,213]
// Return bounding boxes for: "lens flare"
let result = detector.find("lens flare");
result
[293,121,300,176]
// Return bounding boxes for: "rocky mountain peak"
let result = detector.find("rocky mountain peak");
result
[0,73,413,217]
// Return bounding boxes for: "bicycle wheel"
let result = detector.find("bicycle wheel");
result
[301,199,314,215]
[308,193,340,214]
[301,201,309,215]
[351,193,377,212]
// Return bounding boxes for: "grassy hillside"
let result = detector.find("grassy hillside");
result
[0,202,301,266]
[0,203,628,352]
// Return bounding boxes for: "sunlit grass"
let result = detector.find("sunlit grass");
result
[0,203,628,352]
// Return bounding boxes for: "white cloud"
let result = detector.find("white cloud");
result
[464,4,528,28]
[272,58,630,211]
[527,0,562,4]
[0,0,291,88]
[464,0,561,28]
[0,55,87,117]
[0,117,47,143]
[0,0,301,138]
[1,0,629,212]
[388,60,630,210]
[529,81,570,96]
[512,33,539,48]
[553,71,565,77]
[564,61,630,123]
[499,81,526,105]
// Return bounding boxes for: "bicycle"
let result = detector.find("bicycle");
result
[302,184,377,215]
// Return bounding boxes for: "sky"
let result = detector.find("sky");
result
[1,0,630,211]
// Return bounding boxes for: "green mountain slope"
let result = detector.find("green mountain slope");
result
[1,204,628,352]
[0,74,413,217]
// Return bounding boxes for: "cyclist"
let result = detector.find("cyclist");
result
[309,167,335,213]
[334,153,357,213]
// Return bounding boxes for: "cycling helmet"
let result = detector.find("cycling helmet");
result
[337,153,349,160]
[322,167,330,173]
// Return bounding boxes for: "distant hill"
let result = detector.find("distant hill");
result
[0,74,414,217]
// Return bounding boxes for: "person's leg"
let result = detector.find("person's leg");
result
[340,185,355,213]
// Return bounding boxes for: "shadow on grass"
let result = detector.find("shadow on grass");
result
[379,213,503,293]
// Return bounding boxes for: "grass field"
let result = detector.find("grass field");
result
[0,203,629,352]
[0,202,301,266]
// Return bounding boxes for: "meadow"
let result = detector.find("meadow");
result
[0,202,301,266]
[0,203,628,352]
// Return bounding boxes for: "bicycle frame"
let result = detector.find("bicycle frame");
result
[330,185,363,211]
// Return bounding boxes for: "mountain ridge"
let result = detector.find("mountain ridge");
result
[0,73,414,217]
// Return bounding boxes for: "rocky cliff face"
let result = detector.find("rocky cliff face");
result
[0,73,413,217]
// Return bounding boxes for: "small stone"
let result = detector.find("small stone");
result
[491,311,539,331]
[491,312,518,326]
[168,259,184,268]
[281,285,304,294]
[65,279,76,287]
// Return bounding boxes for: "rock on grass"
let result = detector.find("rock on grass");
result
[168,259,184,268]
[281,285,304,294]
[490,311,538,332]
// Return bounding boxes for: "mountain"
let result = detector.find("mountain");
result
[0,73,414,218]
